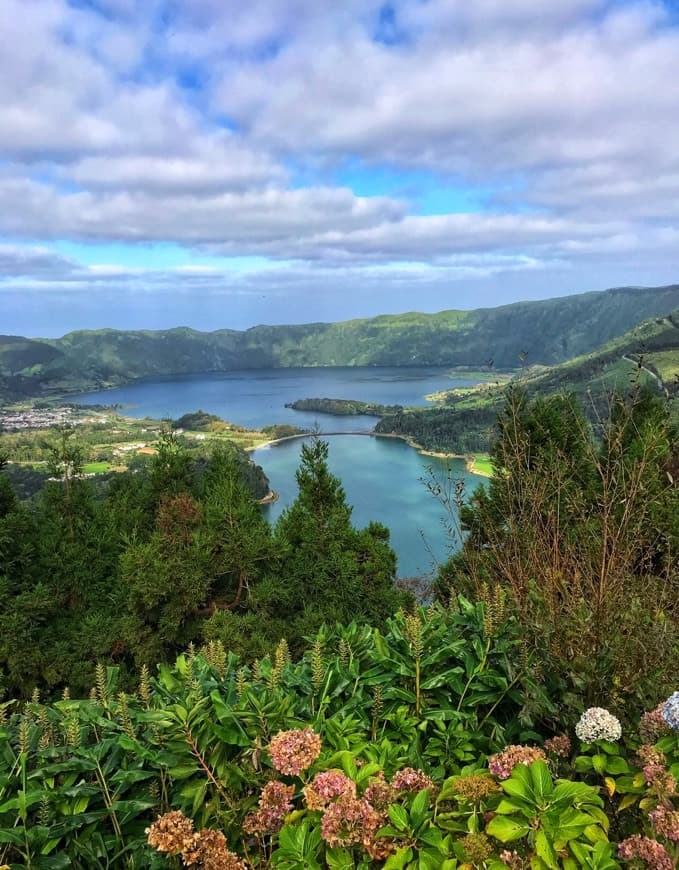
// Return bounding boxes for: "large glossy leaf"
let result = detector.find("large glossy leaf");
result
[486,814,530,842]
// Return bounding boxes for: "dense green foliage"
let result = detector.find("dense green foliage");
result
[376,405,498,453]
[375,311,678,455]
[285,399,402,417]
[436,387,679,718]
[1,368,678,867]
[1,285,677,402]
[0,436,403,698]
[0,603,677,868]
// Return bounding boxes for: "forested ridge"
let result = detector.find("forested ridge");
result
[1,284,677,402]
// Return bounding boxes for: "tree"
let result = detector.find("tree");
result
[44,426,84,505]
[435,387,678,719]
[259,439,403,646]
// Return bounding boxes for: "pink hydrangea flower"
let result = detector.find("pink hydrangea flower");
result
[303,769,356,811]
[243,781,295,835]
[650,805,679,842]
[268,728,321,776]
[391,767,435,793]
[488,745,547,780]
[320,794,381,849]
[618,835,673,870]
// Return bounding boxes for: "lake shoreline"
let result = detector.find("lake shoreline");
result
[248,429,492,478]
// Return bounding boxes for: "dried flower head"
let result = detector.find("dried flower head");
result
[243,781,295,835]
[449,773,499,802]
[303,769,356,811]
[320,794,381,849]
[499,850,528,869]
[146,811,195,856]
[461,832,493,863]
[363,772,397,811]
[649,805,679,842]
[640,704,671,743]
[488,746,547,780]
[268,728,321,776]
[618,835,673,870]
[661,691,679,732]
[575,707,622,743]
[544,735,571,758]
[391,767,435,794]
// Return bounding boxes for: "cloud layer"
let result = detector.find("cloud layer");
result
[2,0,678,333]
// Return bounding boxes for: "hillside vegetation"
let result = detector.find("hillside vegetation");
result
[1,284,677,402]
[0,387,677,869]
[376,310,679,453]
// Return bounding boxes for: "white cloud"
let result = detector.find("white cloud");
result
[0,0,677,317]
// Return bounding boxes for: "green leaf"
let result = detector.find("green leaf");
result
[550,809,598,846]
[486,815,530,842]
[383,846,413,869]
[388,804,410,832]
[535,830,558,870]
[325,847,355,869]
[592,755,606,774]
[529,760,554,803]
[410,788,430,828]
[0,827,26,845]
[603,756,628,775]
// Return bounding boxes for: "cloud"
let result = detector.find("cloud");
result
[0,0,677,327]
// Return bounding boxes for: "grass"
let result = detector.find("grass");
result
[470,454,493,477]
[81,461,111,474]
[644,350,679,382]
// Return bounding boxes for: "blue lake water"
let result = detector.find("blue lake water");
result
[73,366,484,432]
[74,367,488,578]
[253,434,482,579]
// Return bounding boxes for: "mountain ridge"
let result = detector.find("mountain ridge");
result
[1,283,678,402]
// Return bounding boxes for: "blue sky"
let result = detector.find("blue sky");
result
[1,0,678,335]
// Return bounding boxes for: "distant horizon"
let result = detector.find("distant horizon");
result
[9,280,678,340]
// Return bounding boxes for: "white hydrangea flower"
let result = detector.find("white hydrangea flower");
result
[575,707,622,743]
[661,691,679,732]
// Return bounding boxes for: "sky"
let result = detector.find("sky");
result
[2,0,679,336]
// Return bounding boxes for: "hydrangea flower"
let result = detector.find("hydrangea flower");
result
[544,735,571,758]
[268,728,322,776]
[661,691,679,732]
[320,794,380,849]
[649,805,679,842]
[363,772,397,811]
[488,745,547,780]
[391,767,435,793]
[640,703,671,743]
[575,707,622,743]
[243,781,295,834]
[618,835,673,870]
[303,770,356,811]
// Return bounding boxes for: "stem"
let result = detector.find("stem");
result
[184,726,233,808]
[457,638,491,712]
[415,656,421,717]
[95,759,124,845]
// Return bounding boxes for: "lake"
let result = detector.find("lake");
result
[73,366,485,431]
[253,434,482,579]
[74,367,489,577]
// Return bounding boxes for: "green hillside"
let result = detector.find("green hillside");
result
[0,283,677,402]
[375,309,679,452]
